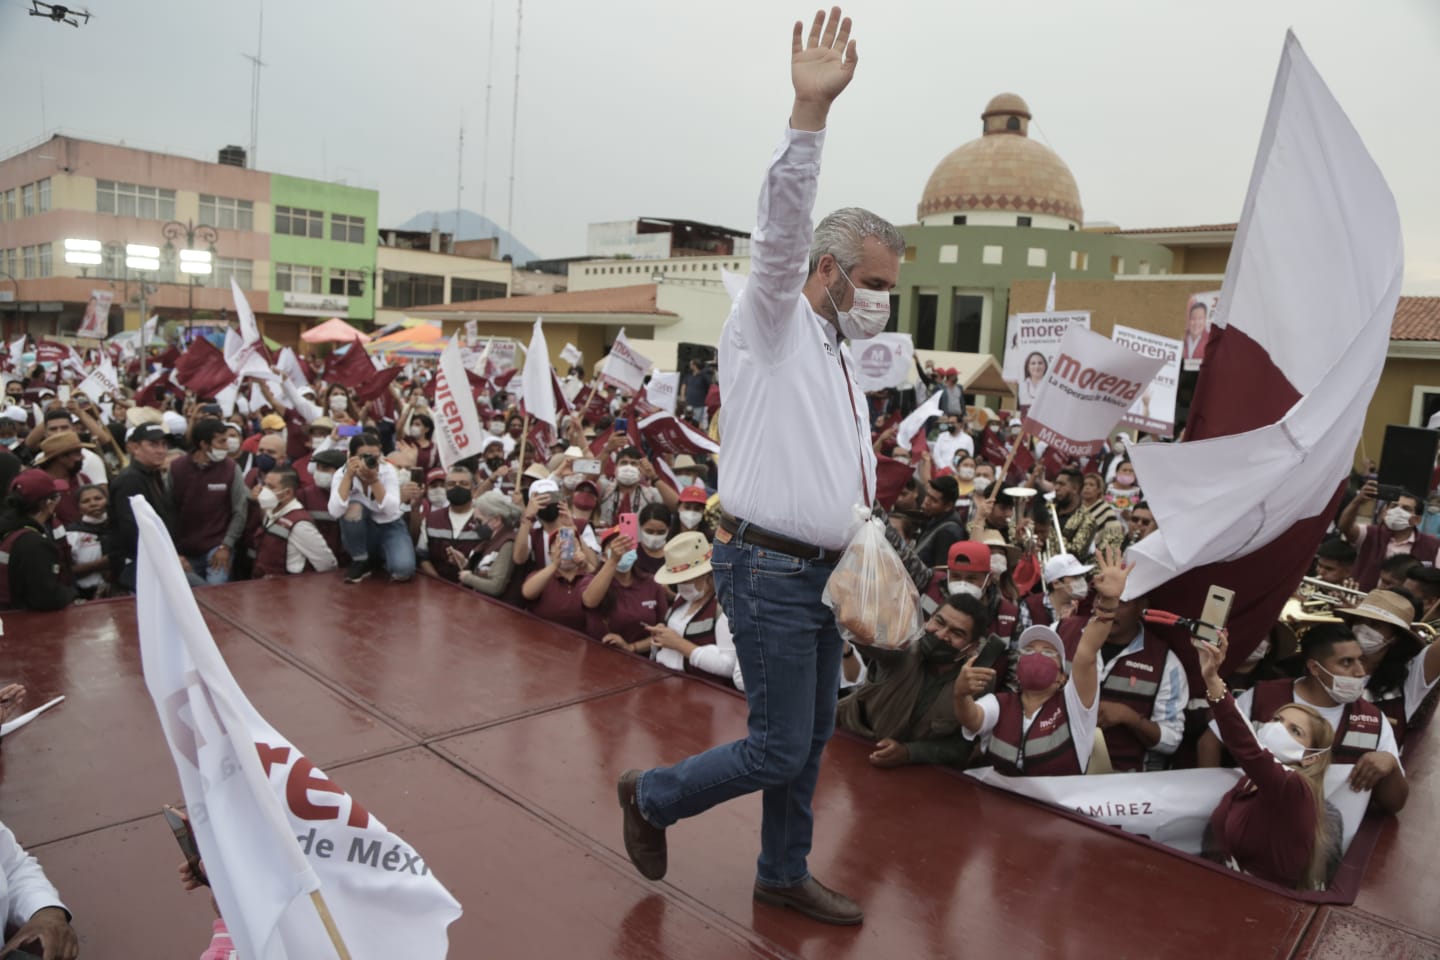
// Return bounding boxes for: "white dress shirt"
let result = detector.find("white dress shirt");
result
[267,498,338,574]
[931,428,973,470]
[0,821,66,931]
[328,460,403,524]
[717,126,876,551]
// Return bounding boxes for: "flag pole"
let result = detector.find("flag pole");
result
[309,890,353,960]
[993,428,1027,499]
[517,413,530,470]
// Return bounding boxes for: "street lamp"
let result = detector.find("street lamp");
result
[161,219,218,334]
[63,238,161,338]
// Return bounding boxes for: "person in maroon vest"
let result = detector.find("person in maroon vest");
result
[298,449,349,566]
[1195,636,1340,890]
[252,466,336,578]
[1019,553,1092,632]
[1093,593,1188,772]
[921,540,1020,646]
[520,520,593,632]
[955,545,1130,775]
[642,532,740,686]
[1337,588,1440,749]
[1196,623,1407,815]
[0,469,77,611]
[1339,483,1437,591]
[585,529,669,652]
[417,466,489,584]
[166,419,247,585]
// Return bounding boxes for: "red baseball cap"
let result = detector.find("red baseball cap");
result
[678,486,709,505]
[10,469,57,506]
[425,467,447,484]
[947,540,990,574]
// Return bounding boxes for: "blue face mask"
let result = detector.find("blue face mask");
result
[616,549,638,574]
[255,453,277,474]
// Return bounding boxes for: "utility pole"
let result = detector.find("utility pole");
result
[243,0,266,166]
[506,0,523,247]
[481,1,495,227]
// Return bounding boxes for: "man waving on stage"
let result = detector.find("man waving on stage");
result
[618,6,904,927]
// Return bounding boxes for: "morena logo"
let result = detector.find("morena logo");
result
[1051,353,1145,402]
[859,342,894,378]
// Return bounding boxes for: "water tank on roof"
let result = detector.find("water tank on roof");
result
[218,145,247,168]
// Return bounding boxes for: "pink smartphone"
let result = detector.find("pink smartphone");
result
[618,512,639,544]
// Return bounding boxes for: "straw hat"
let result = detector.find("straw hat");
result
[31,430,89,466]
[980,528,1021,565]
[1336,589,1418,641]
[654,531,713,585]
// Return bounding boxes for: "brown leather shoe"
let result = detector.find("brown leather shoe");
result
[754,877,864,926]
[617,769,667,881]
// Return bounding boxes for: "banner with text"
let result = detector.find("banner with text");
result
[1002,310,1091,409]
[851,332,915,392]
[644,371,680,413]
[1112,325,1182,437]
[1181,290,1222,371]
[600,329,652,395]
[1021,325,1166,458]
[76,355,120,405]
[433,337,487,469]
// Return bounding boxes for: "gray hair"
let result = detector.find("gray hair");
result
[446,463,475,482]
[476,490,521,528]
[808,207,906,276]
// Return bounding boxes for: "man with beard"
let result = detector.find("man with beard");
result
[837,593,1005,769]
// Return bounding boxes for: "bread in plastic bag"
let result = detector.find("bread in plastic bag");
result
[822,511,922,651]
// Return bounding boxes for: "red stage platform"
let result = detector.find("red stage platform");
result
[3,575,1437,958]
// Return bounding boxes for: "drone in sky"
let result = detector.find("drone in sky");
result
[29,1,92,27]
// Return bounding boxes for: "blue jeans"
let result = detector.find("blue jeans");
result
[340,512,416,580]
[636,531,843,887]
[184,545,232,586]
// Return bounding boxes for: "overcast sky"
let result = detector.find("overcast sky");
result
[2,0,1437,292]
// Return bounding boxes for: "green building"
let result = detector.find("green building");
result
[266,174,379,328]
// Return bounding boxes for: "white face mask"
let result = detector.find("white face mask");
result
[1315,662,1368,704]
[679,509,704,530]
[989,553,1008,577]
[1255,720,1325,765]
[640,532,667,551]
[406,425,422,438]
[1065,577,1089,600]
[329,395,348,412]
[827,262,891,341]
[677,582,705,603]
[958,466,976,480]
[973,476,993,495]
[314,470,334,490]
[616,465,641,486]
[947,579,985,599]
[489,420,505,435]
[207,447,228,463]
[257,487,280,513]
[428,488,448,508]
[1383,507,1413,531]
[225,436,241,453]
[1351,623,1390,656]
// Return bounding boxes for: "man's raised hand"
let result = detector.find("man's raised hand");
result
[790,7,856,132]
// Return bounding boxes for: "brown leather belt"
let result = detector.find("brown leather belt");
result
[718,514,845,564]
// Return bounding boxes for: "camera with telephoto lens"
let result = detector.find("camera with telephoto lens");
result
[361,453,379,469]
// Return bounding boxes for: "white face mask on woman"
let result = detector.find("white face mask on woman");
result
[640,532,667,552]
[1351,623,1390,656]
[678,509,704,530]
[677,582,705,603]
[1255,721,1326,765]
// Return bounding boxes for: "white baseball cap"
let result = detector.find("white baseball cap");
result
[1016,625,1068,670]
[1043,553,1093,585]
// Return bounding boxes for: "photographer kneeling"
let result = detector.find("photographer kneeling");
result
[327,432,415,584]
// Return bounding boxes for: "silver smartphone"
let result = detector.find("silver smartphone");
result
[1193,585,1234,645]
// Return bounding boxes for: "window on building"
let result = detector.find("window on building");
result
[101,245,122,278]
[274,206,324,238]
[380,270,445,309]
[1017,216,1032,228]
[275,263,322,294]
[1006,116,1021,132]
[939,244,959,264]
[2,189,14,221]
[1138,259,1151,275]
[211,257,254,290]
[1027,248,1047,267]
[95,180,177,220]
[37,242,51,277]
[1110,256,1125,274]
[20,184,34,217]
[329,269,365,298]
[36,179,50,213]
[450,277,507,302]
[199,194,255,231]
[915,293,938,350]
[950,294,983,352]
[982,245,1004,266]
[21,246,37,278]
[1069,250,1090,271]
[2,249,14,279]
[331,214,365,244]
[952,215,967,226]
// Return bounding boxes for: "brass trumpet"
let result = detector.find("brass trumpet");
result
[1296,577,1368,609]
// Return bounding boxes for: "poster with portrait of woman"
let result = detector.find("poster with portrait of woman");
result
[1002,310,1090,410]
[1112,324,1182,437]
[1181,291,1221,371]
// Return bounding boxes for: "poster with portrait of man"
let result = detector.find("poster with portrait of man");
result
[1181,291,1221,371]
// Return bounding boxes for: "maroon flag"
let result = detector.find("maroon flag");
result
[588,424,615,457]
[1006,441,1035,486]
[323,338,376,389]
[875,454,915,512]
[354,365,401,403]
[173,338,237,398]
[980,428,1008,467]
[1038,444,1071,481]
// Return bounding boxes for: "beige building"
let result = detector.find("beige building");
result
[375,227,510,330]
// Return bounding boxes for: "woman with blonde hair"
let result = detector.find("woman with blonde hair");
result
[1198,636,1338,890]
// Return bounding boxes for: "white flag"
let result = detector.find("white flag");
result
[1021,326,1165,458]
[560,342,583,367]
[433,336,486,468]
[850,333,914,392]
[134,497,462,960]
[216,380,241,418]
[9,337,26,371]
[76,355,120,405]
[141,314,160,349]
[276,348,310,391]
[232,277,261,346]
[644,371,680,414]
[897,389,944,451]
[598,329,651,395]
[1044,271,1057,312]
[521,318,556,431]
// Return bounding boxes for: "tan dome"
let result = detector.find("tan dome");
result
[918,94,1083,224]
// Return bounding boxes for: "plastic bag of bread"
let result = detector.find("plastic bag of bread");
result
[822,509,921,651]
